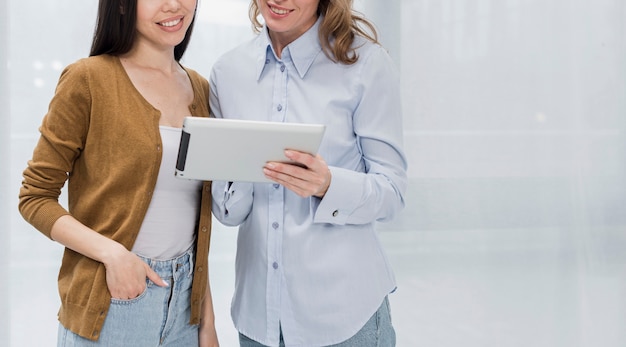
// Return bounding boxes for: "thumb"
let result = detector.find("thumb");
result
[144,263,169,287]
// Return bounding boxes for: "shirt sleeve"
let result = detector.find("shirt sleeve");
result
[313,46,408,225]
[211,181,254,226]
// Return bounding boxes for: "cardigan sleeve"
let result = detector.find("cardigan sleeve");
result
[18,59,92,239]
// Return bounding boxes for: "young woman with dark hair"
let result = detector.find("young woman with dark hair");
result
[18,1,219,346]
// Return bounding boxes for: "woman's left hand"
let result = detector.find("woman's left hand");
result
[263,150,331,198]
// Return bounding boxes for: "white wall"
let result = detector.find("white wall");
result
[1,0,10,344]
[389,2,626,345]
[389,0,626,232]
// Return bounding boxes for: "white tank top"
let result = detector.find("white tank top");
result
[132,126,202,259]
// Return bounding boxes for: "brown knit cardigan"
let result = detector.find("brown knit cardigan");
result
[18,54,213,341]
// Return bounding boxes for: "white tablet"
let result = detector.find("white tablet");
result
[175,117,326,183]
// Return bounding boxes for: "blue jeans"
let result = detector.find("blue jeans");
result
[57,247,197,347]
[239,296,396,347]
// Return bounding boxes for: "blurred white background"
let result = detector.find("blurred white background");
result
[2,0,625,346]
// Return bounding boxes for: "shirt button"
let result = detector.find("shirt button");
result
[280,65,285,72]
[332,210,339,217]
[273,262,279,269]
[265,59,270,64]
[277,104,283,112]
[272,222,279,229]
[273,184,280,189]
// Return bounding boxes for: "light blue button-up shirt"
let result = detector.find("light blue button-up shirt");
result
[210,17,407,347]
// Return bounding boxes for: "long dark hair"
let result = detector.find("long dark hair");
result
[90,0,196,61]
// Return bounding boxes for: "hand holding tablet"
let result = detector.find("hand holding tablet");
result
[175,117,326,183]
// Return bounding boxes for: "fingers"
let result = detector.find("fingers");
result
[263,166,308,197]
[264,151,331,197]
[144,262,169,287]
[107,273,146,300]
[105,252,169,299]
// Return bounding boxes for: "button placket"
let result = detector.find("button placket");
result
[271,58,288,122]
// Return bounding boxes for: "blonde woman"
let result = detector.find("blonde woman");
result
[210,0,407,346]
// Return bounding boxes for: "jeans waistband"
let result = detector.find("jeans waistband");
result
[135,245,194,279]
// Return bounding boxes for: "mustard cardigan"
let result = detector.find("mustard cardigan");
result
[18,54,213,341]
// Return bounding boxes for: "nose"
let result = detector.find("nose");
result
[163,0,182,11]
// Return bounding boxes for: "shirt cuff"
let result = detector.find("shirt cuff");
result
[313,167,363,225]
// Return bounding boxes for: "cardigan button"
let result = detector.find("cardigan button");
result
[201,226,207,233]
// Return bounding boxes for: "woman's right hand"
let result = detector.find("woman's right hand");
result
[103,248,169,300]
[49,215,169,299]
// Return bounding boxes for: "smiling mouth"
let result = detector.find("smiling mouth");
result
[159,18,182,27]
[269,5,291,15]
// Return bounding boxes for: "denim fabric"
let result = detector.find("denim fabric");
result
[239,297,396,347]
[57,247,197,347]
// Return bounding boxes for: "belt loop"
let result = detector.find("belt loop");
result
[188,249,194,278]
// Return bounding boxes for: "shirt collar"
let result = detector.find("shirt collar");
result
[255,16,323,80]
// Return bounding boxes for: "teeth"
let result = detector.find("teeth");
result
[270,6,289,15]
[160,19,181,27]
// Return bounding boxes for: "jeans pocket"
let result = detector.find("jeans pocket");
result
[110,280,150,305]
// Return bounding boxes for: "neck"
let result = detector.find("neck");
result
[268,17,318,59]
[268,32,289,59]
[120,45,178,74]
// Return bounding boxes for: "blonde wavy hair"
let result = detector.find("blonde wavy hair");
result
[249,0,379,65]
